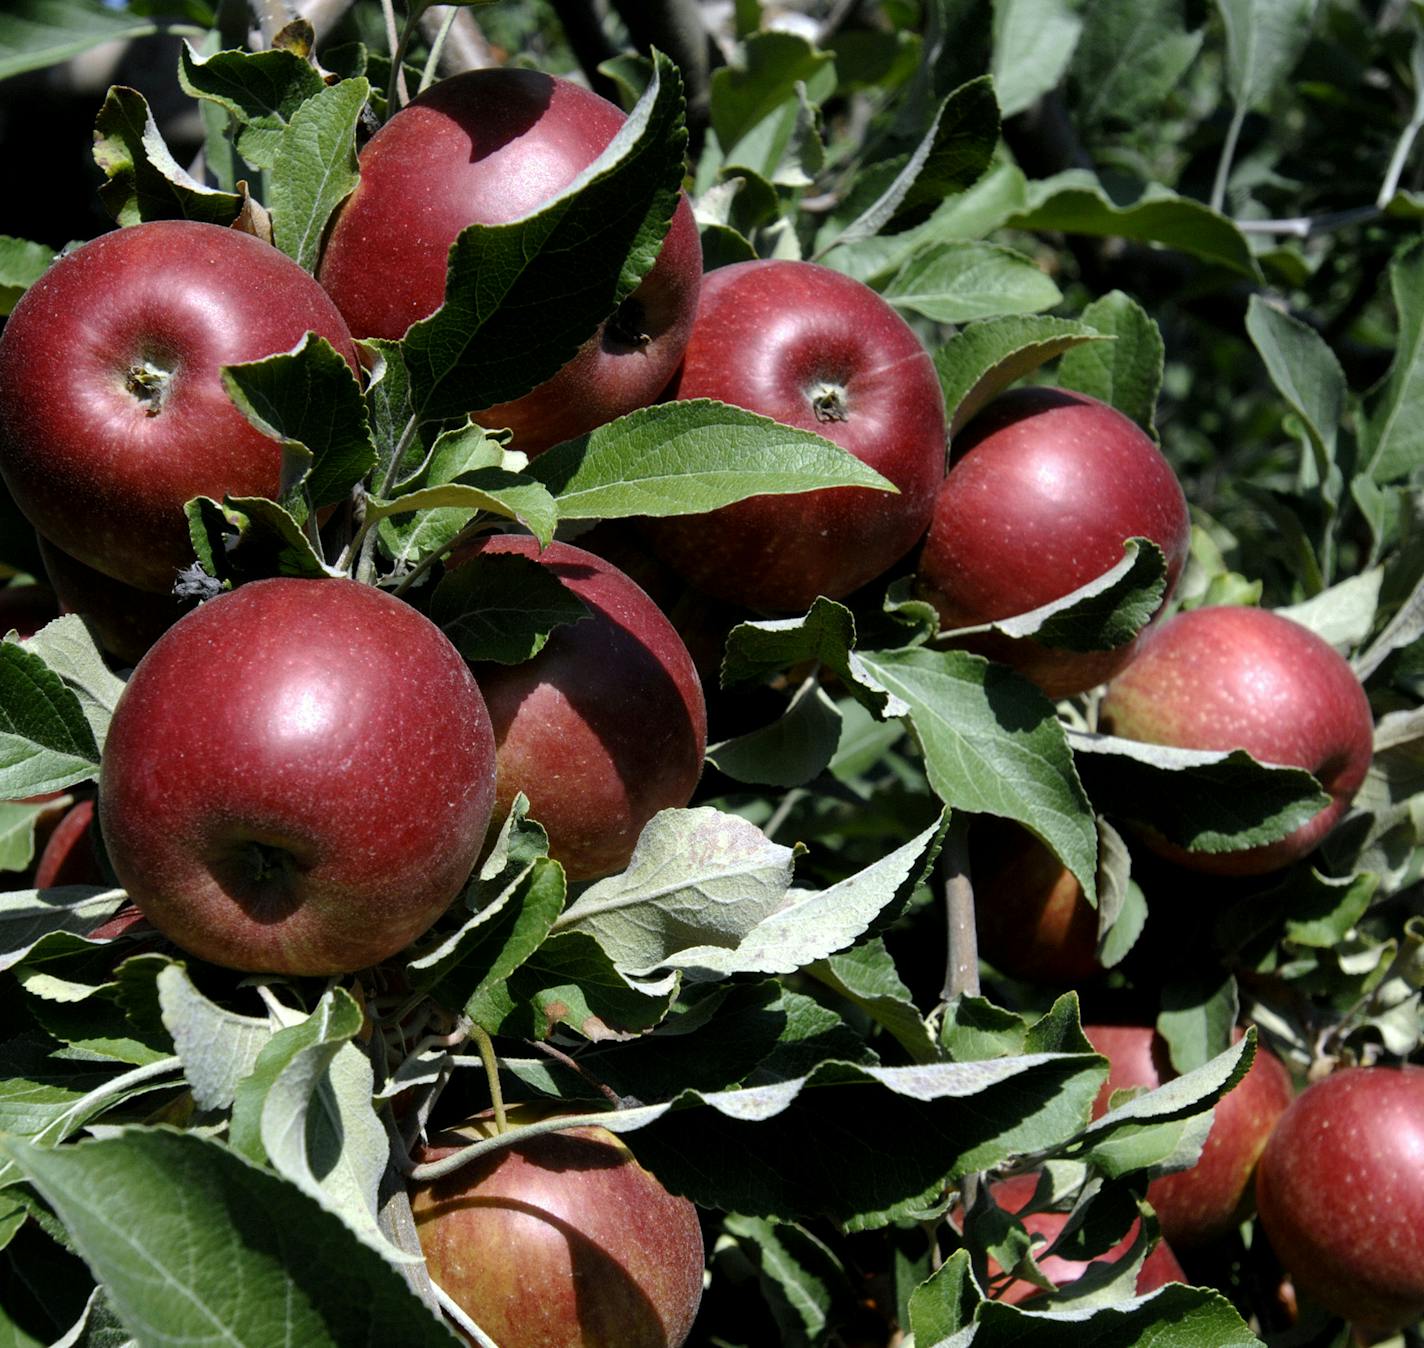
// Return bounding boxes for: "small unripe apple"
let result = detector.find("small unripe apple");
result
[1099,605,1375,874]
[1255,1065,1424,1335]
[98,578,497,974]
[450,536,706,881]
[976,1172,1186,1303]
[411,1119,704,1348]
[317,68,701,455]
[916,387,1191,698]
[0,220,360,593]
[640,258,947,614]
[1085,1023,1294,1249]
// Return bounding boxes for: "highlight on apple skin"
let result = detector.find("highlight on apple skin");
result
[97,577,497,976]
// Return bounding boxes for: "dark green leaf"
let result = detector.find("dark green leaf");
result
[0,1,159,81]
[92,86,242,227]
[0,237,54,317]
[1057,290,1164,436]
[403,52,687,420]
[0,640,101,798]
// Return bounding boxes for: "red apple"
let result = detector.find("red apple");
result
[97,577,497,975]
[411,1119,704,1348]
[33,797,104,889]
[976,1172,1186,1303]
[38,533,189,667]
[0,219,360,594]
[449,535,706,882]
[1098,605,1375,874]
[640,259,947,614]
[0,580,58,639]
[317,67,701,455]
[1085,1023,1294,1250]
[972,817,1102,985]
[1255,1065,1424,1334]
[916,386,1191,698]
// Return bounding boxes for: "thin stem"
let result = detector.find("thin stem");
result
[1380,112,1424,207]
[406,1108,641,1182]
[418,6,460,93]
[380,0,406,111]
[429,1280,500,1348]
[528,1039,624,1108]
[350,413,424,584]
[762,788,805,841]
[940,813,978,1003]
[470,1024,507,1134]
[389,513,497,598]
[1235,205,1381,237]
[1210,104,1246,214]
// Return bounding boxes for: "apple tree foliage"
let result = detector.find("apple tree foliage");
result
[0,0,1422,1344]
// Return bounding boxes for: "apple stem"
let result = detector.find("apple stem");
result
[939,812,980,1003]
[528,1038,625,1108]
[429,1278,501,1348]
[470,1023,509,1135]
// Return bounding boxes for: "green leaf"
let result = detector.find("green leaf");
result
[1070,0,1202,132]
[552,808,799,980]
[0,639,101,798]
[403,51,687,421]
[156,963,273,1112]
[808,938,939,1063]
[228,989,397,1260]
[0,236,54,316]
[23,616,125,757]
[991,0,1083,118]
[633,814,947,982]
[722,84,825,190]
[183,495,329,588]
[1057,290,1164,436]
[483,929,677,1041]
[721,1214,851,1342]
[1157,973,1238,1075]
[908,1249,981,1342]
[1277,568,1382,650]
[0,798,52,873]
[1245,294,1345,480]
[883,241,1062,323]
[365,470,557,550]
[710,31,835,153]
[0,1129,459,1347]
[707,677,843,788]
[1216,0,1317,114]
[0,888,126,974]
[1363,238,1424,484]
[527,399,895,520]
[1070,731,1332,854]
[91,86,242,228]
[221,334,376,512]
[1008,171,1259,278]
[971,1283,1261,1344]
[821,76,1000,251]
[857,647,1098,903]
[0,1,159,81]
[429,550,591,665]
[954,538,1168,653]
[720,600,906,719]
[270,77,370,273]
[177,42,327,171]
[934,316,1107,436]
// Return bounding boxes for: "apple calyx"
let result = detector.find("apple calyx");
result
[608,296,653,348]
[124,358,173,416]
[810,381,849,423]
